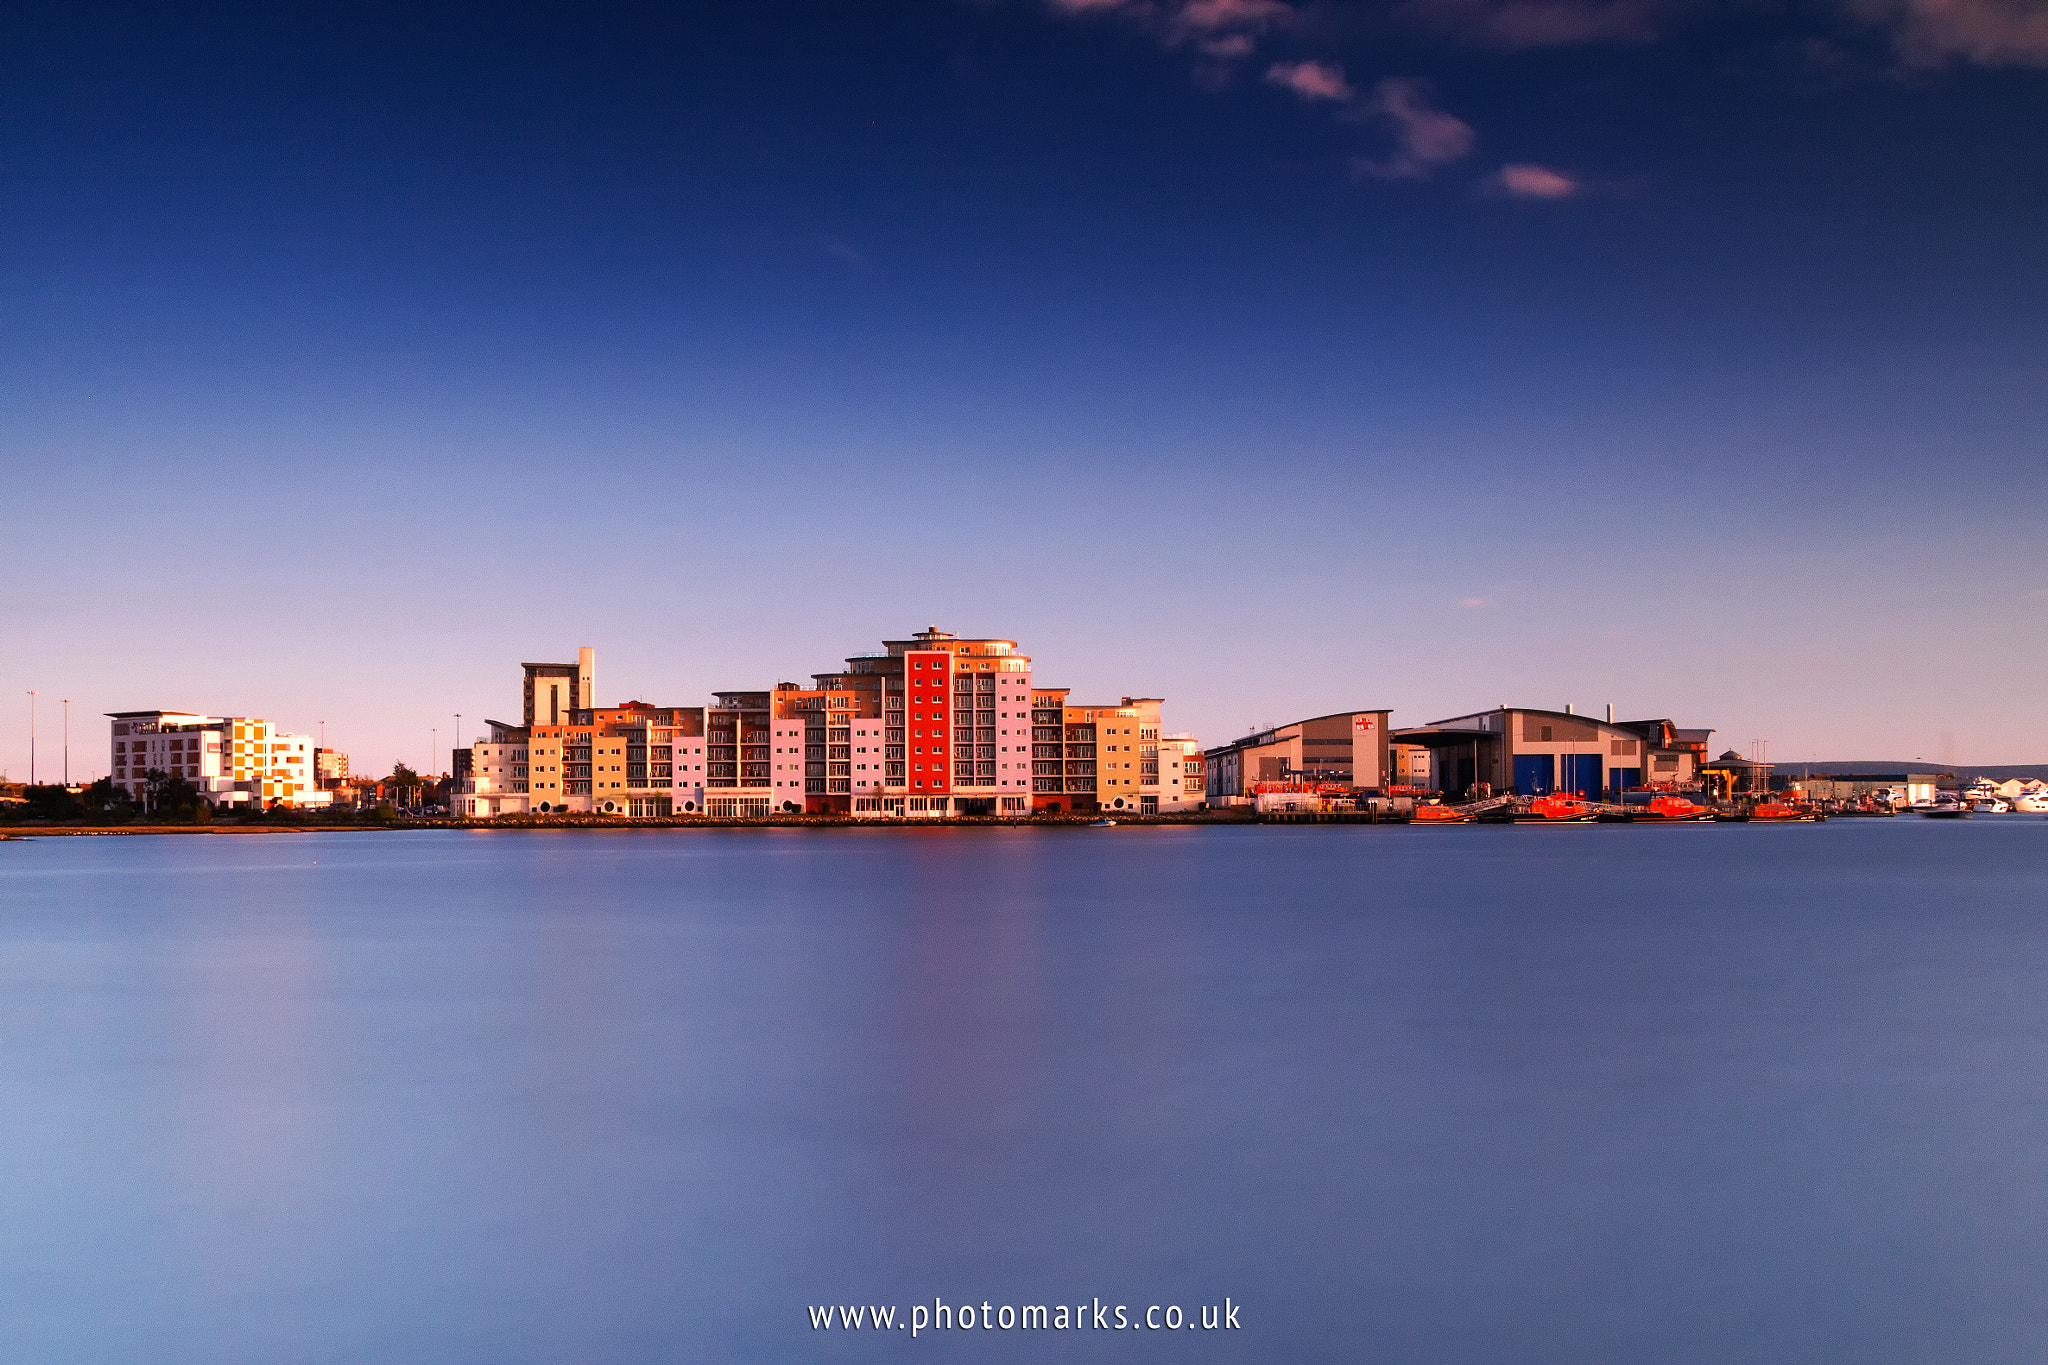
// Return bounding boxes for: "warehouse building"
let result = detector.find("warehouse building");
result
[1204,710,1393,803]
[1392,707,1714,798]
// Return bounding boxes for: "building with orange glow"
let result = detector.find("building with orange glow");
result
[1204,710,1395,804]
[457,633,1196,819]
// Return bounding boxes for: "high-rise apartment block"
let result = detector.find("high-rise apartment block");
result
[523,649,595,727]
[453,627,1201,818]
[106,710,329,809]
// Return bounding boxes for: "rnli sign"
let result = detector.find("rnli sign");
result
[1352,715,1376,732]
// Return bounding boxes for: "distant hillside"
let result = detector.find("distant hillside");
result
[1799,762,2048,781]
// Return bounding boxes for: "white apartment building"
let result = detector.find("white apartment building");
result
[107,710,328,809]
[1158,734,1206,812]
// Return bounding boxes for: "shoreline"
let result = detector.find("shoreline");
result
[1,811,1262,837]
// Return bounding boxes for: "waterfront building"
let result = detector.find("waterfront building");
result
[523,649,595,727]
[457,632,1194,819]
[1392,707,1713,798]
[1160,734,1206,809]
[1798,772,1944,804]
[461,698,709,819]
[827,627,1040,816]
[1204,711,1395,804]
[106,710,327,809]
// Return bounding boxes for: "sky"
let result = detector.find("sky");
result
[2,0,2045,781]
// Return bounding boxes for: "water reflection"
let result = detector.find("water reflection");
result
[0,824,2044,1362]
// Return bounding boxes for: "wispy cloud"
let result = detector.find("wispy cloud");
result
[1351,78,1477,179]
[1490,163,1579,197]
[1044,1,1480,183]
[1844,0,2048,67]
[1265,59,1353,100]
[1457,596,1494,609]
[1045,0,1296,52]
[1398,0,1675,48]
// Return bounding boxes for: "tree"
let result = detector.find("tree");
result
[78,777,132,819]
[23,785,85,821]
[142,769,203,819]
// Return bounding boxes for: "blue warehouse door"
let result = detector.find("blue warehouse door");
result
[1512,754,1556,795]
[1562,754,1601,797]
[1608,766,1642,797]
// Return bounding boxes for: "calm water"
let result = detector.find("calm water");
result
[2,821,2046,1362]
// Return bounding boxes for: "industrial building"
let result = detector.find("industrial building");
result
[1204,710,1393,804]
[1391,707,1714,798]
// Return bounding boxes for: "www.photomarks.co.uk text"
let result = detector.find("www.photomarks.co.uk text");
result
[809,1297,1241,1337]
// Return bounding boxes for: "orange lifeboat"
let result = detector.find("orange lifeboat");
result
[1640,795,1713,822]
[1750,802,1818,822]
[1413,804,1470,824]
[1525,794,1597,822]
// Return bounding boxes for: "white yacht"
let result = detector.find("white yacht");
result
[2014,793,2048,814]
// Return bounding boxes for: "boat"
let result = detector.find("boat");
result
[1969,799,2011,814]
[1518,794,1597,823]
[1917,800,1969,819]
[2015,794,2048,814]
[1750,802,1819,822]
[1633,794,1715,822]
[1089,818,1116,827]
[1412,804,1471,824]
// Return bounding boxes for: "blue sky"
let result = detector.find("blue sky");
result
[3,0,2044,779]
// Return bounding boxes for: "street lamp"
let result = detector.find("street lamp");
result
[61,699,69,786]
[26,691,35,786]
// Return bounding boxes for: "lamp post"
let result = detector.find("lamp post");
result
[26,691,35,786]
[61,699,69,786]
